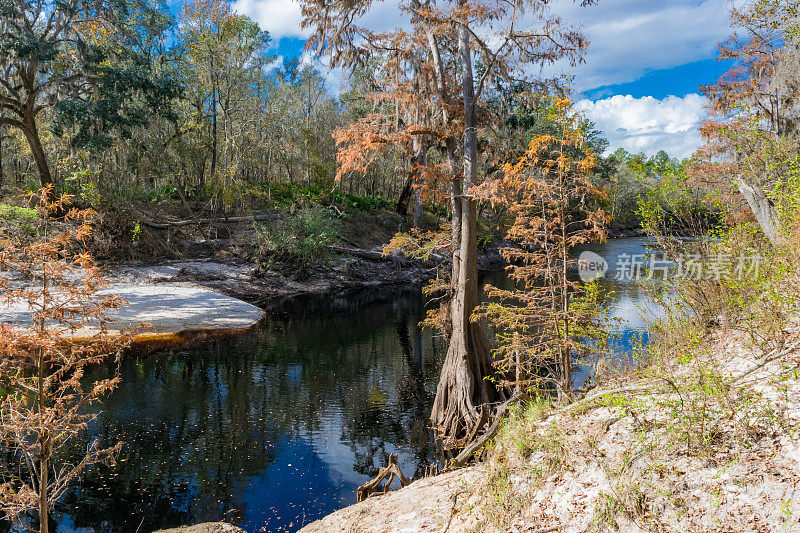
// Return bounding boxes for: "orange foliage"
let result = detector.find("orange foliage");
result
[303,0,592,210]
[0,188,132,531]
[691,0,800,216]
[475,100,607,397]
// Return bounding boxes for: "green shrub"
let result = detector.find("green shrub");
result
[332,191,391,211]
[0,205,38,221]
[254,205,341,275]
[636,170,722,239]
[123,184,183,204]
[645,222,799,358]
[773,153,800,240]
[264,182,324,209]
[633,165,798,456]
[252,182,391,212]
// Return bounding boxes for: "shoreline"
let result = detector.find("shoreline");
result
[104,232,646,351]
[108,230,644,315]
[299,324,800,532]
[0,232,646,353]
[107,241,505,312]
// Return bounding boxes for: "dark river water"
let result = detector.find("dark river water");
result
[47,237,658,533]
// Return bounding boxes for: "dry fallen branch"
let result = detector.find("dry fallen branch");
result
[730,339,800,385]
[552,385,655,416]
[356,454,411,502]
[451,383,663,470]
[141,213,280,229]
[328,245,396,262]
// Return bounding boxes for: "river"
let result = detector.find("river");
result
[48,237,659,533]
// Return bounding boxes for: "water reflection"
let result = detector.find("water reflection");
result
[575,237,664,328]
[482,237,661,386]
[61,287,444,532]
[53,238,657,532]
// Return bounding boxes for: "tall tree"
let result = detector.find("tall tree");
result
[302,0,592,444]
[0,0,175,190]
[178,0,272,196]
[694,0,800,246]
[476,98,606,399]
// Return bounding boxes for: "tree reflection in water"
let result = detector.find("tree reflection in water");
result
[49,239,654,533]
[58,285,445,533]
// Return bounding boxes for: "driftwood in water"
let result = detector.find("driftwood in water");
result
[142,213,280,229]
[356,454,411,502]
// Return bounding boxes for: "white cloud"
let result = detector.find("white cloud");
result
[233,0,402,93]
[551,0,740,92]
[574,94,707,158]
[232,0,404,46]
[231,1,737,105]
[299,51,349,95]
[231,0,308,42]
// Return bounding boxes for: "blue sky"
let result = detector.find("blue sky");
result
[224,0,742,158]
[582,58,732,101]
[272,37,305,62]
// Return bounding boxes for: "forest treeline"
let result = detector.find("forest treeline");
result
[0,0,685,228]
[0,0,343,205]
[6,0,800,530]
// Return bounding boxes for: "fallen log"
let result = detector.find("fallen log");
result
[329,245,402,262]
[356,453,411,502]
[142,213,280,229]
[328,246,447,267]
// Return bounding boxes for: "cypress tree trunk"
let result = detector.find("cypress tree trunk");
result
[448,138,461,287]
[413,139,426,228]
[430,15,498,444]
[396,172,414,216]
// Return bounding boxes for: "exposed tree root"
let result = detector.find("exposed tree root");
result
[431,318,501,449]
[450,392,524,469]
